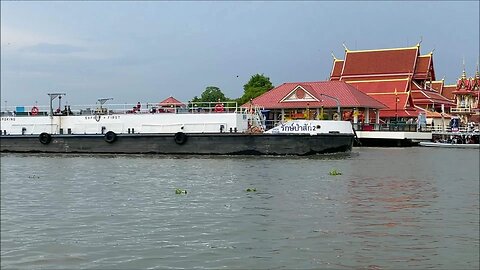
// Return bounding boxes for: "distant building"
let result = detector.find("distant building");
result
[329,44,456,123]
[449,68,480,124]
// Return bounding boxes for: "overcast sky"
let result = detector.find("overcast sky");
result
[1,1,479,106]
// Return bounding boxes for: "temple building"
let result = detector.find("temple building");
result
[449,68,480,124]
[329,44,456,124]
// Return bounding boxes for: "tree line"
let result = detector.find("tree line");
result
[190,73,274,106]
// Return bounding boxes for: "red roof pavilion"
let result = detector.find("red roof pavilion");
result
[249,81,386,109]
[159,96,185,107]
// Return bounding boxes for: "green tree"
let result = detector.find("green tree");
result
[190,86,229,107]
[199,86,228,102]
[238,74,274,105]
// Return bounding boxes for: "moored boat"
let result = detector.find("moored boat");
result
[420,130,480,148]
[0,95,355,155]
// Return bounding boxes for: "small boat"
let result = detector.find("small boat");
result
[418,142,480,149]
[0,96,355,155]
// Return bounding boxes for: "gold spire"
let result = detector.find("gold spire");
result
[462,57,467,79]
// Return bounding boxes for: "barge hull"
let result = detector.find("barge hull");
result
[0,133,353,155]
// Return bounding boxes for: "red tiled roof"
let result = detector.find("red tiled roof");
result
[369,92,413,109]
[430,80,444,93]
[368,93,417,118]
[413,55,435,80]
[249,81,386,109]
[441,85,456,100]
[452,89,478,95]
[159,96,185,107]
[414,106,452,119]
[345,79,410,94]
[340,46,418,78]
[410,89,456,107]
[378,109,418,118]
[330,60,344,80]
[410,80,423,90]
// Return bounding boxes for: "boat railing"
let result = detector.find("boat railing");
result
[0,101,246,117]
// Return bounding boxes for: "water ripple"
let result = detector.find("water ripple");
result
[1,148,479,269]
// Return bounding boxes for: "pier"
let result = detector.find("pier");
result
[352,123,432,146]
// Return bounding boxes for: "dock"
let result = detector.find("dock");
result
[356,131,431,146]
[353,123,431,146]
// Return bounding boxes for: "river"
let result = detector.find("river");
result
[1,147,479,269]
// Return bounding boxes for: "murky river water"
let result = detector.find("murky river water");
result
[1,147,479,269]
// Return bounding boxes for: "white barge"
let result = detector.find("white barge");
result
[0,95,355,155]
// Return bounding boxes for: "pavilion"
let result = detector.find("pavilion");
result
[248,81,386,128]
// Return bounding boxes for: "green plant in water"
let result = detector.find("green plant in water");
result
[329,169,342,176]
[175,188,187,194]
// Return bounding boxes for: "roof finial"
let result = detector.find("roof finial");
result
[429,48,435,55]
[462,57,467,79]
[331,51,337,60]
[342,42,349,52]
[416,36,422,47]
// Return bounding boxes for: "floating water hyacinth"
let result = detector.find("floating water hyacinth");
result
[246,188,257,192]
[175,188,187,194]
[329,169,342,176]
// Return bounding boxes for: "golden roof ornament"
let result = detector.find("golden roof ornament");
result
[461,57,467,79]
[416,36,423,48]
[331,52,338,61]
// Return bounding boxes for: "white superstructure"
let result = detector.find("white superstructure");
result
[0,99,353,136]
[1,112,253,135]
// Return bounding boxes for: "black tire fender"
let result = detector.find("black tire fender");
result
[104,131,117,143]
[174,132,187,145]
[39,132,52,144]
